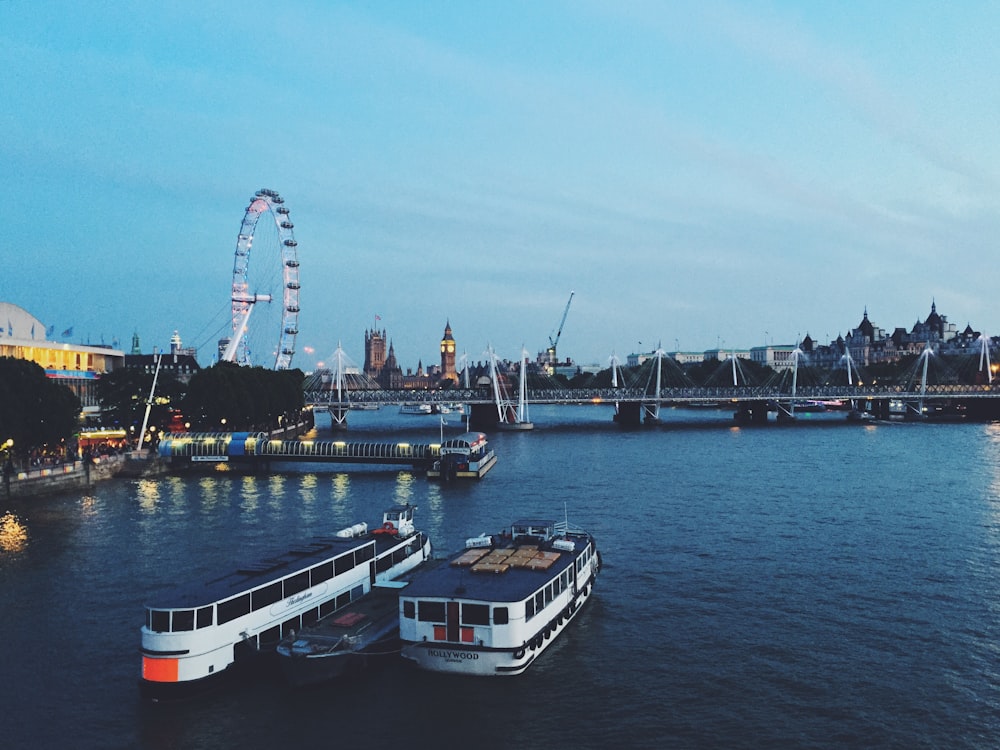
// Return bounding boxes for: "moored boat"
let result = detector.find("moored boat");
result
[399,517,600,676]
[427,431,497,480]
[276,579,409,687]
[139,503,431,701]
[400,403,432,415]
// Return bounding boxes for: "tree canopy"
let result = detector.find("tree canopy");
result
[181,362,304,431]
[0,357,81,455]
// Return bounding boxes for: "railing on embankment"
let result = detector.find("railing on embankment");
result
[3,454,123,499]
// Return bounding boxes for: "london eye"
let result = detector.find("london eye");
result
[223,188,300,369]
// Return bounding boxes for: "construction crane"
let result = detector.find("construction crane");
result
[545,291,575,369]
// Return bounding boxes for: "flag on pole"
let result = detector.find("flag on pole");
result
[375,314,381,321]
[46,324,55,337]
[62,326,74,337]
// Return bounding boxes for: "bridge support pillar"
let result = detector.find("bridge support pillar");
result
[469,403,498,431]
[872,399,891,420]
[614,402,642,428]
[734,400,769,425]
[330,405,349,431]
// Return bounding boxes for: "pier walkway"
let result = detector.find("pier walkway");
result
[158,432,440,470]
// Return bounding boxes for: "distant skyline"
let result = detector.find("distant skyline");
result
[4,2,999,370]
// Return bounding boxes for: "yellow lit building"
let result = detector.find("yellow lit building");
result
[0,302,124,417]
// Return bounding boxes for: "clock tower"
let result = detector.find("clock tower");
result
[440,321,458,383]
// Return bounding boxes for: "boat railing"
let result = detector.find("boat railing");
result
[553,520,588,537]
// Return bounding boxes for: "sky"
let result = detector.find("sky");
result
[3,1,1000,372]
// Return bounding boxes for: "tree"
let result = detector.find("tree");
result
[181,362,305,431]
[0,357,81,457]
[97,367,185,433]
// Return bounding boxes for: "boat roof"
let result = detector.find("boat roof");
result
[401,535,585,603]
[146,529,402,610]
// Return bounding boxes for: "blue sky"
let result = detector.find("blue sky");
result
[3,1,999,371]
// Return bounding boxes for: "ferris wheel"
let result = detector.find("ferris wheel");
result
[223,188,300,369]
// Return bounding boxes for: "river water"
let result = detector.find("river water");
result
[2,405,999,749]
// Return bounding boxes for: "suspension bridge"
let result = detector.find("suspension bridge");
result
[304,340,1000,428]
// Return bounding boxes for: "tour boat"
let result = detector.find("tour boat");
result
[399,517,600,675]
[399,403,433,415]
[140,504,431,701]
[426,431,497,480]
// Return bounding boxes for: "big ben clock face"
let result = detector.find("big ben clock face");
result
[447,344,455,353]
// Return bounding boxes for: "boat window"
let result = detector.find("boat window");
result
[525,598,535,619]
[351,584,364,601]
[493,607,509,625]
[357,543,375,562]
[282,616,299,638]
[259,625,281,649]
[311,561,333,585]
[150,609,170,633]
[336,591,351,609]
[197,606,213,629]
[535,591,544,612]
[283,570,310,597]
[303,607,319,626]
[319,599,337,618]
[418,601,447,623]
[172,609,195,632]
[334,552,355,576]
[218,593,250,625]
[403,600,416,619]
[462,603,490,626]
[376,553,392,574]
[252,581,283,611]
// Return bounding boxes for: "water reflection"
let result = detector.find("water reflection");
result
[0,511,28,553]
[240,475,260,513]
[331,473,351,503]
[137,479,161,512]
[79,494,98,518]
[298,474,317,505]
[394,471,415,505]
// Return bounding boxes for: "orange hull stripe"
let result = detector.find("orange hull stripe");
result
[142,656,179,682]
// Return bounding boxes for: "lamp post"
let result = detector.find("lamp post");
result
[3,438,14,495]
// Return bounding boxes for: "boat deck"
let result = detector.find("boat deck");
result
[146,530,410,610]
[281,584,402,656]
[402,533,586,603]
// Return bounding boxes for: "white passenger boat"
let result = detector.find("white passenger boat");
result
[140,504,431,701]
[399,403,433,415]
[426,431,497,480]
[399,517,600,676]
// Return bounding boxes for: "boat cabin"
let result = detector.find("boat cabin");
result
[379,503,416,537]
[439,432,489,460]
[510,519,556,546]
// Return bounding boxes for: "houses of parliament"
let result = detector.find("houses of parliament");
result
[363,321,459,389]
